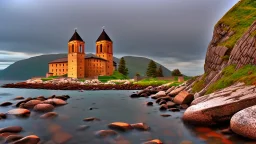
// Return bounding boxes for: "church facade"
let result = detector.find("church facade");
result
[48,29,115,78]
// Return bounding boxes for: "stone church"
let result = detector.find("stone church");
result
[48,29,116,78]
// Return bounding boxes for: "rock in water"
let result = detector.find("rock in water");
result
[146,102,153,106]
[143,139,163,144]
[40,112,58,119]
[4,135,23,143]
[43,98,67,106]
[108,122,133,131]
[83,117,100,121]
[7,108,30,116]
[94,130,118,138]
[13,96,24,100]
[0,102,12,106]
[11,135,40,144]
[173,91,194,105]
[183,84,256,125]
[231,105,256,140]
[23,100,42,109]
[131,123,150,131]
[168,86,186,96]
[0,126,22,133]
[34,104,54,112]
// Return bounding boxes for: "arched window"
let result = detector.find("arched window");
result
[100,44,102,53]
[72,44,74,52]
[80,45,82,53]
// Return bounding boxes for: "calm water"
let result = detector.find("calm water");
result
[0,81,254,144]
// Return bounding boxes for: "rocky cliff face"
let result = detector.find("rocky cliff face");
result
[228,21,256,68]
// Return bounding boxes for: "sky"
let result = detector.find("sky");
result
[0,0,239,76]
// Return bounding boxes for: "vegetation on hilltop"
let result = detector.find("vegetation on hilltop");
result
[206,64,256,94]
[98,71,128,82]
[217,0,256,48]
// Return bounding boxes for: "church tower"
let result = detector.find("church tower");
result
[67,30,85,78]
[95,29,114,76]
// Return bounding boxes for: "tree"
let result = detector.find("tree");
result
[118,57,129,76]
[146,60,157,77]
[156,66,164,77]
[172,69,182,76]
[135,72,140,77]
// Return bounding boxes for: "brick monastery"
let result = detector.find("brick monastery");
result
[48,29,116,79]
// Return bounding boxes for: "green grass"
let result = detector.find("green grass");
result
[41,78,53,81]
[98,71,128,82]
[206,64,256,94]
[217,0,256,48]
[134,78,172,86]
[192,74,207,93]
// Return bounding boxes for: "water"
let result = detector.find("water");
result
[0,81,254,144]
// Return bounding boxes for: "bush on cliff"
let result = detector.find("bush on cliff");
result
[206,64,256,94]
[192,74,207,93]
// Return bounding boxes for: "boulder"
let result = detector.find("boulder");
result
[7,109,30,116]
[40,112,58,119]
[165,86,175,94]
[4,135,23,143]
[23,100,42,109]
[180,104,189,109]
[94,130,118,138]
[151,91,166,99]
[161,96,172,102]
[43,98,67,106]
[130,123,150,131]
[0,126,22,133]
[168,86,186,96]
[130,93,140,98]
[83,117,100,121]
[166,101,177,108]
[33,104,54,112]
[183,85,256,125]
[13,96,24,100]
[173,91,194,105]
[11,135,40,144]
[158,100,166,105]
[230,105,256,139]
[143,139,163,144]
[0,113,7,119]
[0,102,12,106]
[108,122,133,131]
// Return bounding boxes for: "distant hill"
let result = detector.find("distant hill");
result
[0,54,172,80]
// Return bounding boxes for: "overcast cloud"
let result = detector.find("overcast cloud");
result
[0,0,239,75]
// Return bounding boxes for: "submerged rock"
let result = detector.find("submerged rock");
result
[0,126,22,133]
[76,125,90,131]
[146,102,153,106]
[83,117,100,121]
[11,135,40,144]
[231,105,256,140]
[159,104,168,111]
[52,131,72,144]
[108,122,133,131]
[40,112,58,119]
[160,114,171,117]
[94,130,118,138]
[4,135,23,143]
[131,123,150,131]
[0,102,12,106]
[143,139,163,144]
[183,84,256,125]
[13,96,24,100]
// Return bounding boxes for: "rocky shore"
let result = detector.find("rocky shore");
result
[2,82,148,90]
[132,81,256,141]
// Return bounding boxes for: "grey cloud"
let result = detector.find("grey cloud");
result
[0,0,239,75]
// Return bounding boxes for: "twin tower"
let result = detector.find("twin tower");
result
[67,29,114,78]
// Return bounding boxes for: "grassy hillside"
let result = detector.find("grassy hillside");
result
[0,54,172,80]
[218,0,256,48]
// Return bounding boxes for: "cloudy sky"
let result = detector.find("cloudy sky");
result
[0,0,239,76]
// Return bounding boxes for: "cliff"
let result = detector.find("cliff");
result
[192,0,256,95]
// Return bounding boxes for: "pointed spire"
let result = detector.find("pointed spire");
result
[69,29,84,42]
[96,28,112,42]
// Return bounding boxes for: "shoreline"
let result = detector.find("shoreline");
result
[1,82,149,90]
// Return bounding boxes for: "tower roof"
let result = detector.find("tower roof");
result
[96,29,112,42]
[69,30,84,42]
